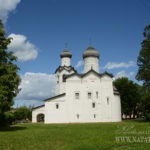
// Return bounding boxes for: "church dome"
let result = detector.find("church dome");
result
[83,46,99,59]
[60,49,72,58]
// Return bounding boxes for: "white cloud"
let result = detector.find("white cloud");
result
[8,34,38,62]
[15,72,56,102]
[0,0,21,23]
[114,70,135,79]
[75,60,84,68]
[104,61,135,70]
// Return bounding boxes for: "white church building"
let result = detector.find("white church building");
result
[32,46,121,123]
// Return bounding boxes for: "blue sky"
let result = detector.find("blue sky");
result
[0,0,150,107]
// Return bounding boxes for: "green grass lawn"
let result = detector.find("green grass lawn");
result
[0,120,150,150]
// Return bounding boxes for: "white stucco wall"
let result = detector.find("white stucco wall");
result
[32,106,45,123]
[55,69,75,95]
[32,72,121,123]
[44,95,70,123]
[63,72,121,122]
[111,94,122,121]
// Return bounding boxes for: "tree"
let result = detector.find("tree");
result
[114,77,140,119]
[136,24,150,89]
[0,20,21,126]
[136,24,150,121]
[138,86,150,120]
[14,106,32,122]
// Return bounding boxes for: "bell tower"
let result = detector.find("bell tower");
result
[60,49,72,66]
[55,48,76,95]
[82,46,100,73]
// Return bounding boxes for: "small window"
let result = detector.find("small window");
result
[75,92,79,99]
[88,92,92,99]
[107,97,109,104]
[96,91,98,99]
[94,114,96,118]
[56,103,59,109]
[62,74,66,82]
[77,114,79,119]
[92,102,95,108]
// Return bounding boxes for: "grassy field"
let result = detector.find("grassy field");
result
[0,120,150,150]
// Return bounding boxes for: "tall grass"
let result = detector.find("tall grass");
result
[0,120,150,150]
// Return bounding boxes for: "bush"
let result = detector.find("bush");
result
[14,106,32,121]
[145,113,150,121]
[4,112,15,124]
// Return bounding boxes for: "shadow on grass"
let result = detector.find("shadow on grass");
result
[123,118,150,123]
[0,126,27,132]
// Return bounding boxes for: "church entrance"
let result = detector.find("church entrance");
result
[37,114,45,122]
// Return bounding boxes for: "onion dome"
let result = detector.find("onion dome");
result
[60,49,72,58]
[83,46,99,59]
